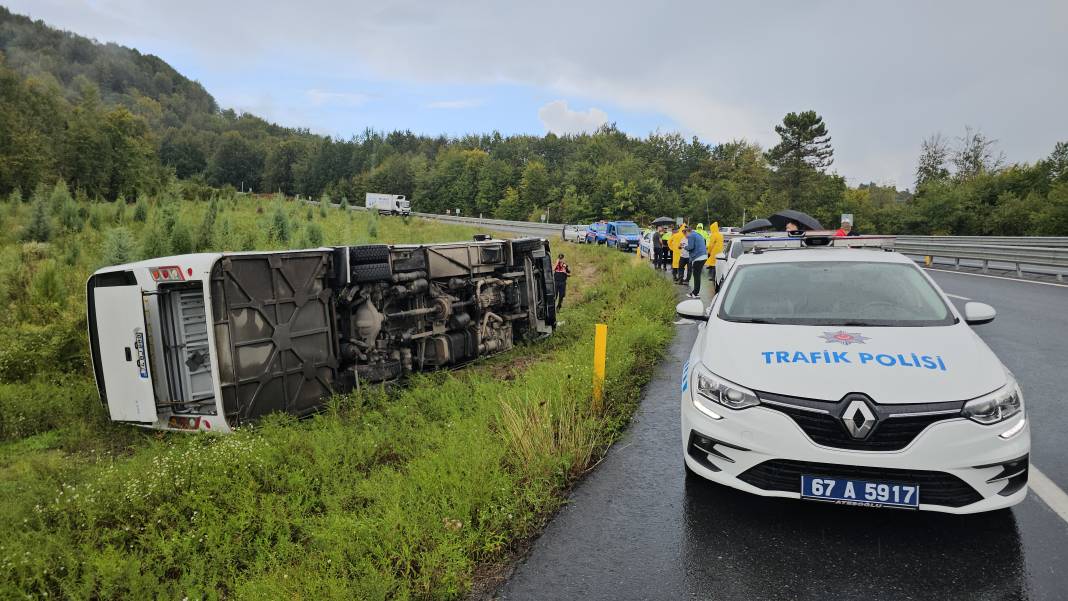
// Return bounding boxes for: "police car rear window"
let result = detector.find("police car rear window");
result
[719,261,954,327]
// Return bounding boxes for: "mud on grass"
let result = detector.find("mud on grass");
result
[0,219,674,599]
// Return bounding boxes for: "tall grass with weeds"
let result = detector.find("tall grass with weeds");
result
[0,193,675,599]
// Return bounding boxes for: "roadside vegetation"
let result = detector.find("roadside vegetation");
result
[0,187,675,599]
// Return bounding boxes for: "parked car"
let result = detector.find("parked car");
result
[563,224,587,243]
[719,226,741,235]
[605,221,641,251]
[713,238,746,291]
[639,230,656,259]
[584,222,609,244]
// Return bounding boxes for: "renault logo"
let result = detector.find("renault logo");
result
[841,399,876,439]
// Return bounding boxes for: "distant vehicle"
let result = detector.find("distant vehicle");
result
[563,224,587,243]
[86,238,556,432]
[639,230,656,259]
[606,221,641,251]
[677,233,1028,514]
[584,222,608,245]
[366,193,410,216]
[720,226,741,235]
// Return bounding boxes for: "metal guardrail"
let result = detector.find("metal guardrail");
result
[410,211,564,238]
[897,235,1068,248]
[895,241,1068,280]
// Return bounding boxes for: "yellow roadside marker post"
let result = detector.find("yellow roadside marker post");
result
[592,323,608,413]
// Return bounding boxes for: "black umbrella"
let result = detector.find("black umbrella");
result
[768,210,822,231]
[651,216,675,226]
[739,218,774,234]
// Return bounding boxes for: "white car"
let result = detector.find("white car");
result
[639,230,656,259]
[677,235,1029,514]
[562,224,587,243]
[713,238,745,291]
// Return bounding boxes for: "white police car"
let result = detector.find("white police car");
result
[677,235,1029,513]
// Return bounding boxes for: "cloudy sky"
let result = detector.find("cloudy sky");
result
[7,0,1067,188]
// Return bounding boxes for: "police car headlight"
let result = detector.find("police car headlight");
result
[695,366,759,411]
[962,376,1023,425]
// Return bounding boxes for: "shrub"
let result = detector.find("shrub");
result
[170,221,193,255]
[339,197,349,211]
[305,222,324,247]
[367,212,379,239]
[48,180,72,214]
[140,219,170,259]
[101,227,135,266]
[133,195,149,222]
[30,259,66,308]
[58,199,84,232]
[113,197,127,223]
[270,206,291,243]
[0,322,84,382]
[21,196,52,242]
[305,206,314,221]
[196,198,219,250]
[7,186,23,204]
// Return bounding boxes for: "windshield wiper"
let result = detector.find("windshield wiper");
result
[730,317,780,324]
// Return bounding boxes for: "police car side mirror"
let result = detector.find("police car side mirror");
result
[676,299,707,321]
[715,253,726,261]
[963,301,996,325]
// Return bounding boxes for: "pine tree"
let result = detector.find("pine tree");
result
[765,111,834,209]
[102,227,135,265]
[22,195,52,242]
[305,222,324,247]
[49,180,72,214]
[6,187,22,204]
[271,206,291,243]
[133,195,149,222]
[140,219,170,259]
[170,221,193,255]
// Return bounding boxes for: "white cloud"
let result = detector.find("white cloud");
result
[538,100,608,135]
[306,89,369,107]
[426,99,484,109]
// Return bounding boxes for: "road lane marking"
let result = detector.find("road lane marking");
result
[923,267,1068,289]
[945,293,972,301]
[1031,466,1068,525]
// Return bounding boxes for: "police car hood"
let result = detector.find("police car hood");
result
[702,321,1006,404]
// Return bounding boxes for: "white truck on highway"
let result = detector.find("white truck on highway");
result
[86,238,557,432]
[366,193,411,216]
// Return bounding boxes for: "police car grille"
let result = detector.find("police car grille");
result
[757,392,966,452]
[774,405,955,451]
[738,460,983,508]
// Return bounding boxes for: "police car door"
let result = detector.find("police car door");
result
[92,284,158,423]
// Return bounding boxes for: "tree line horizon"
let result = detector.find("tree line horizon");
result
[1,6,1066,236]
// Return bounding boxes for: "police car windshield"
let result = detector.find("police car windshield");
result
[719,261,955,327]
[618,224,639,235]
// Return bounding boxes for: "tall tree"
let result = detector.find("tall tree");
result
[915,134,950,189]
[765,111,834,208]
[952,126,1004,181]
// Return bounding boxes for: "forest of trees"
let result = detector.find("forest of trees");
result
[1,6,1066,235]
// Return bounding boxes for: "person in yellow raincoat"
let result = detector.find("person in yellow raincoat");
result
[706,221,724,287]
[668,225,686,283]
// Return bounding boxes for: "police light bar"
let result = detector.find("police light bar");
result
[739,234,896,253]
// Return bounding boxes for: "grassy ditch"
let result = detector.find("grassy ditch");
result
[0,191,676,600]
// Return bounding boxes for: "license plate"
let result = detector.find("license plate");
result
[801,475,920,509]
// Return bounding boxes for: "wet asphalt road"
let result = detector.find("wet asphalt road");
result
[498,268,1068,601]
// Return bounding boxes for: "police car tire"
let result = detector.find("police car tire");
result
[352,262,392,283]
[350,244,391,265]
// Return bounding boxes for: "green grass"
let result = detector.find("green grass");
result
[0,190,675,599]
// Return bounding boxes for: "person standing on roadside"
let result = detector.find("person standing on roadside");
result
[660,228,672,270]
[706,221,724,282]
[652,227,664,269]
[678,225,690,284]
[668,225,685,282]
[553,253,571,310]
[684,226,709,298]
